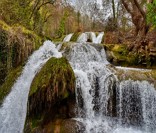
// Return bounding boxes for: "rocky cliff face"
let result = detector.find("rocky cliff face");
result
[24,57,76,133]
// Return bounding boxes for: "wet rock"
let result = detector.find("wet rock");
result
[25,57,76,133]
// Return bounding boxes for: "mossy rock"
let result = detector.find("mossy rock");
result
[29,57,75,96]
[104,43,156,68]
[53,35,66,42]
[25,57,75,132]
[114,67,156,88]
[28,57,75,116]
[104,44,140,66]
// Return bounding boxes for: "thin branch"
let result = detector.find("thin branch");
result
[29,0,40,19]
[44,14,53,23]
[37,0,56,11]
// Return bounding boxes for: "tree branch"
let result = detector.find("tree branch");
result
[121,0,133,15]
[29,0,40,19]
[133,0,146,19]
[30,0,56,19]
[37,0,56,11]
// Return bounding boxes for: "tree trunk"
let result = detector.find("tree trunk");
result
[121,0,150,50]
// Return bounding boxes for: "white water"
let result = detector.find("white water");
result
[1,39,156,133]
[67,43,115,132]
[93,32,104,44]
[63,33,73,42]
[90,32,96,43]
[77,33,88,43]
[0,41,62,133]
[116,66,151,72]
[117,80,156,133]
[77,32,104,44]
[66,42,156,133]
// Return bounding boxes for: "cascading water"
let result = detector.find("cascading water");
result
[1,37,156,133]
[115,80,156,133]
[77,32,104,44]
[66,43,116,132]
[90,32,96,43]
[92,32,104,44]
[65,42,156,133]
[96,32,104,44]
[0,41,62,133]
[63,33,73,42]
[77,33,88,43]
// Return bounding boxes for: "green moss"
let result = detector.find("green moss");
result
[70,32,81,42]
[0,66,23,104]
[0,20,43,88]
[0,20,42,50]
[0,20,11,32]
[104,44,140,66]
[25,58,75,132]
[29,57,75,96]
[53,35,66,42]
[103,44,115,50]
[31,115,43,129]
[115,67,156,87]
[112,44,128,56]
[127,53,139,65]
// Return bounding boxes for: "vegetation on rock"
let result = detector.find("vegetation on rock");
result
[114,67,156,88]
[70,32,81,42]
[25,57,75,132]
[0,20,42,86]
[104,43,156,68]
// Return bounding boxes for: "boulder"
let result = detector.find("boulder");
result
[25,57,76,133]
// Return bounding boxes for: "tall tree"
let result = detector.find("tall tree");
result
[121,0,153,49]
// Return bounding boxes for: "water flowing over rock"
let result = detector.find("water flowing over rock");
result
[117,80,156,132]
[0,39,156,133]
[76,32,104,44]
[66,43,115,132]
[0,41,62,133]
[63,33,73,42]
[64,42,156,133]
[93,32,104,44]
[77,33,88,43]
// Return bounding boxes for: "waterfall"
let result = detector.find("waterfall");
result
[94,32,104,44]
[67,43,115,132]
[91,32,104,44]
[77,33,88,43]
[116,80,156,133]
[0,41,62,133]
[1,39,156,133]
[90,32,96,43]
[63,33,73,42]
[66,42,156,133]
[77,32,104,44]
